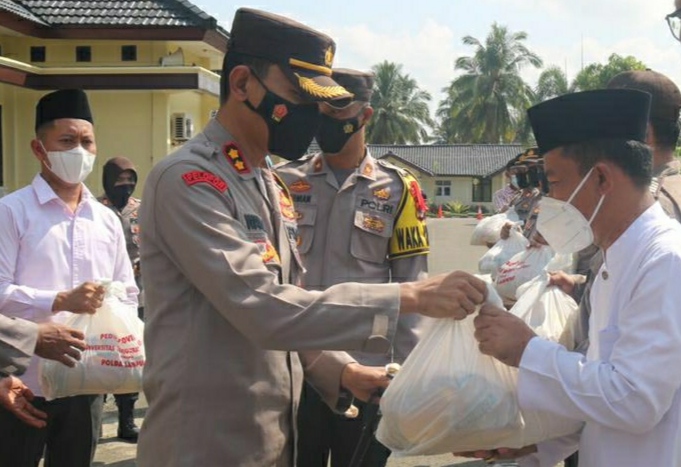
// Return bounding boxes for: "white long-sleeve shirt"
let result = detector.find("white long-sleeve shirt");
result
[518,202,681,467]
[0,174,138,395]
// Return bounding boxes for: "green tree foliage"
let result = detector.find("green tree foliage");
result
[571,53,647,91]
[436,23,543,144]
[366,61,434,144]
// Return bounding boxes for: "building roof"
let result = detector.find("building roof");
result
[372,144,523,178]
[1,0,227,34]
[0,0,46,24]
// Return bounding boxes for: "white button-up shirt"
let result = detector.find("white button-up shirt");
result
[518,202,681,467]
[0,174,138,395]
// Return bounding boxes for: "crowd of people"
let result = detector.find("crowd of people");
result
[1,4,681,467]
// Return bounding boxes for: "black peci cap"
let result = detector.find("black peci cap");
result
[227,8,352,103]
[528,89,651,155]
[35,89,93,132]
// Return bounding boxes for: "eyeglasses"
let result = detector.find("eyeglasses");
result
[666,9,681,43]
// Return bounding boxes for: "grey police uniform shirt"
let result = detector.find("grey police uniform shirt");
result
[277,151,429,366]
[0,314,38,376]
[136,119,403,467]
[99,196,143,306]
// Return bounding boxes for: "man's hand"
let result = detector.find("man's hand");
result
[52,282,105,314]
[35,322,86,367]
[340,363,390,403]
[455,445,537,461]
[500,222,513,240]
[0,376,47,428]
[400,271,487,320]
[529,231,548,249]
[548,271,577,295]
[474,304,536,367]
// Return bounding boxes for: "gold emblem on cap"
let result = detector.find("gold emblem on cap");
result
[324,46,334,67]
[296,74,349,99]
[343,123,355,134]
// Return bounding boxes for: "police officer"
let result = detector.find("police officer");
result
[98,156,143,441]
[500,148,545,242]
[277,69,429,467]
[136,8,487,467]
[608,70,681,218]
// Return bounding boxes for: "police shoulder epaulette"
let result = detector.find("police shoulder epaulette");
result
[188,140,219,159]
[376,158,409,177]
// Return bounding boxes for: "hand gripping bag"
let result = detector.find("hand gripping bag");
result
[377,280,582,456]
[470,208,520,246]
[39,282,145,400]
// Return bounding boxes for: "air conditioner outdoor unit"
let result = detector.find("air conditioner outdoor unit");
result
[171,113,193,141]
[209,109,218,119]
[160,47,184,66]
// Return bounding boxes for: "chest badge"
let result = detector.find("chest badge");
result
[289,179,312,193]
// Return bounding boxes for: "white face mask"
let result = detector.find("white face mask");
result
[43,145,95,185]
[536,167,605,254]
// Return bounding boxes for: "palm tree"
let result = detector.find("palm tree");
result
[366,61,434,144]
[514,66,571,144]
[535,66,570,102]
[437,23,543,143]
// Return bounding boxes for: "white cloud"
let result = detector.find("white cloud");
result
[327,18,461,109]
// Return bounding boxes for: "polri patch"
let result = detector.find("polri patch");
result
[182,171,228,192]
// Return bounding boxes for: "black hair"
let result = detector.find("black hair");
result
[35,121,55,140]
[219,51,273,105]
[650,118,680,151]
[560,139,652,189]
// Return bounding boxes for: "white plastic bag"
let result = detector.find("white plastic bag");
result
[478,225,529,278]
[377,281,582,456]
[377,284,522,455]
[512,273,580,350]
[39,282,144,400]
[494,246,555,302]
[470,209,520,246]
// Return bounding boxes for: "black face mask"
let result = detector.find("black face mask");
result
[109,184,135,210]
[527,166,541,188]
[245,74,321,161]
[515,172,530,189]
[316,110,364,154]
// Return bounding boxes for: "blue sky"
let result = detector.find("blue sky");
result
[196,1,681,113]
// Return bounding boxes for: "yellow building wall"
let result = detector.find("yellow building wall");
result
[0,36,213,69]
[379,156,505,209]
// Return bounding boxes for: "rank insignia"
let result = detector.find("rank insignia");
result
[362,214,385,234]
[373,188,391,200]
[182,171,228,193]
[289,179,312,193]
[362,162,373,177]
[223,142,250,174]
[343,122,355,134]
[272,104,288,122]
